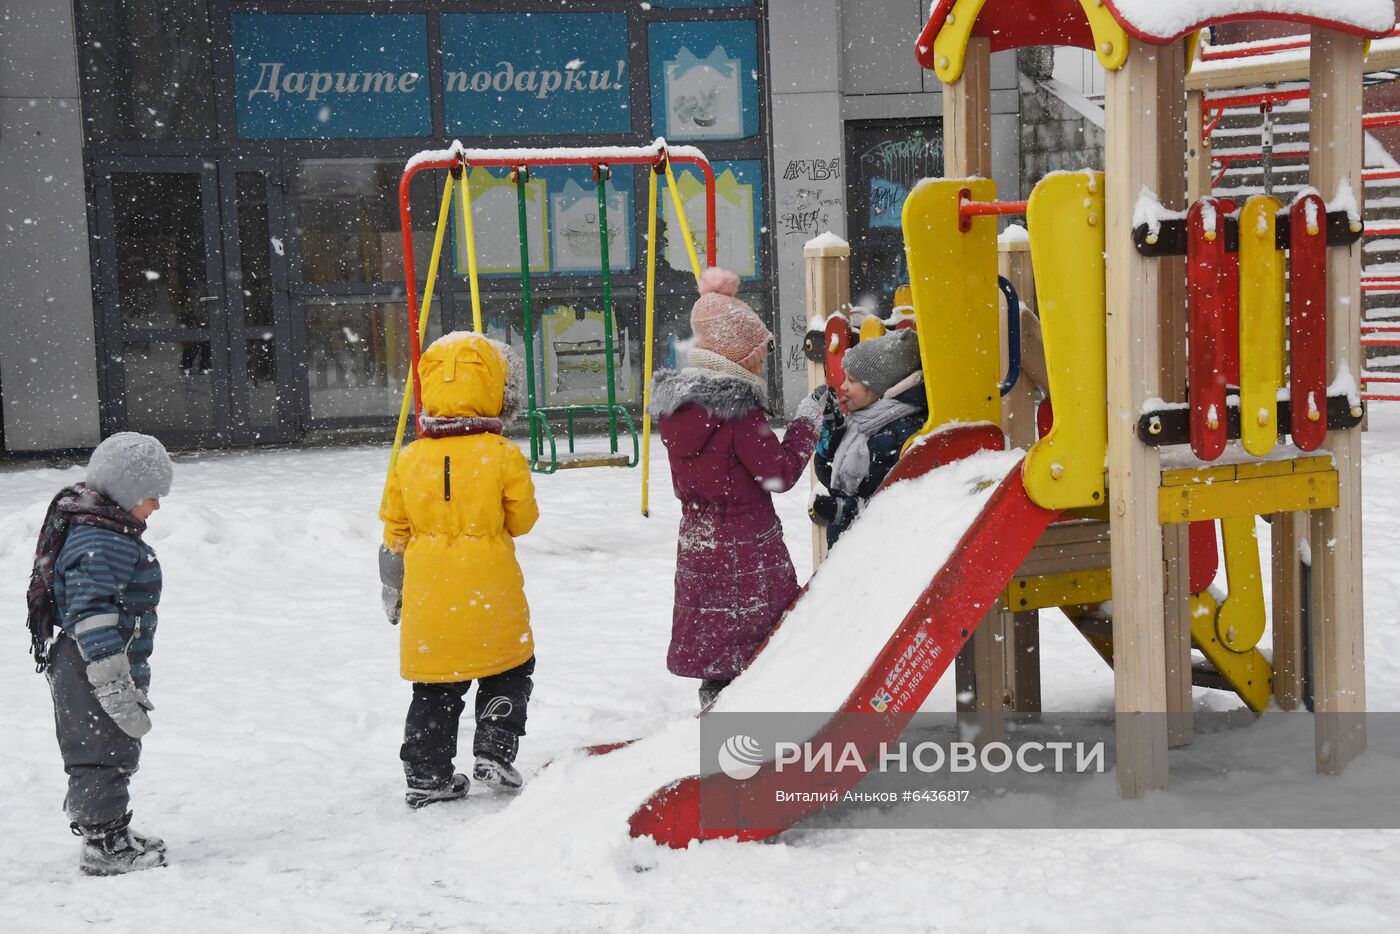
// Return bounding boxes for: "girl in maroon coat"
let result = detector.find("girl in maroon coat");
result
[649,267,832,707]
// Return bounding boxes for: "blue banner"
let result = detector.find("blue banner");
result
[231,14,431,139]
[648,21,760,142]
[452,165,635,277]
[442,13,631,137]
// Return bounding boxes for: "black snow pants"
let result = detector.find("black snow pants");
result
[47,636,142,828]
[400,656,534,785]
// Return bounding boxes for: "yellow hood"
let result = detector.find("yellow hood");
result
[419,332,509,419]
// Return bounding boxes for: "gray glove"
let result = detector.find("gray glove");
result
[379,546,404,626]
[86,654,153,739]
[794,384,836,423]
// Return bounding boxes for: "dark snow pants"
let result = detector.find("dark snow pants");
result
[400,656,534,785]
[47,636,141,828]
[699,678,733,708]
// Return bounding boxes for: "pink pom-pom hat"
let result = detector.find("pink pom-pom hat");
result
[690,267,772,373]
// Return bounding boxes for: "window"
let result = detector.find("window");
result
[77,0,216,141]
[303,297,439,420]
[297,160,434,286]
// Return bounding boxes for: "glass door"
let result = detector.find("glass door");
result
[219,159,297,442]
[91,157,296,445]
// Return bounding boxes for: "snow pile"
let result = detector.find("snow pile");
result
[1132,186,1186,239]
[803,230,849,253]
[1107,0,1395,42]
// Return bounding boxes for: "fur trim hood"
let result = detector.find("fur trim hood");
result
[649,367,769,421]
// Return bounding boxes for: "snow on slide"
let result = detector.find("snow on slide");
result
[486,426,1057,851]
[708,448,1025,716]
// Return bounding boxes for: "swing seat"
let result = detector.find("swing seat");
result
[528,404,639,475]
[553,452,632,470]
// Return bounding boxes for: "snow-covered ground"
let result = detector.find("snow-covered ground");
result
[2,411,1399,932]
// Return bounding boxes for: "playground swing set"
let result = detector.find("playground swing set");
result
[384,139,718,498]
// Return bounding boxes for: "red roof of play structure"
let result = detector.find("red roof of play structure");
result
[916,0,1397,68]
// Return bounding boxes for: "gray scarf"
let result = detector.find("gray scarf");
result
[829,396,921,493]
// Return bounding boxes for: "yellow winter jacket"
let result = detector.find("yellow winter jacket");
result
[381,333,539,683]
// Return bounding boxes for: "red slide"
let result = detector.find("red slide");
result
[627,424,1060,847]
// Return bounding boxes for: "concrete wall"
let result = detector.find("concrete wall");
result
[768,0,845,412]
[767,0,1023,412]
[0,0,102,451]
[1019,74,1105,194]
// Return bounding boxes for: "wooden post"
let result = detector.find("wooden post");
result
[1186,90,1212,201]
[1271,510,1307,709]
[1308,28,1367,773]
[803,238,851,571]
[1105,44,1170,797]
[999,240,1042,712]
[1157,39,1193,748]
[944,36,1010,732]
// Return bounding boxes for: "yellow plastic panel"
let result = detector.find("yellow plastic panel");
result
[902,177,1001,432]
[1022,170,1107,510]
[1077,0,1130,71]
[1158,469,1338,523]
[858,317,887,342]
[1189,591,1274,713]
[1185,31,1201,73]
[1237,195,1286,456]
[931,0,990,84]
[1003,567,1112,612]
[1216,516,1266,651]
[893,284,913,312]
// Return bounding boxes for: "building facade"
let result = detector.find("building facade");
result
[0,0,1022,453]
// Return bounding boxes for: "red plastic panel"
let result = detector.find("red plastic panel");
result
[917,0,1095,66]
[1218,199,1240,384]
[1035,398,1054,439]
[1288,194,1329,451]
[823,316,852,400]
[1187,198,1230,461]
[1188,520,1219,594]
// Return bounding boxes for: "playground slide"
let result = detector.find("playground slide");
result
[553,423,1061,847]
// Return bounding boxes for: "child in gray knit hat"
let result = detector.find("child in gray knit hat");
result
[811,328,928,546]
[30,432,173,875]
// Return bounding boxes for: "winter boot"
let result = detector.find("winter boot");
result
[472,755,523,794]
[74,813,167,876]
[128,825,167,854]
[404,772,469,809]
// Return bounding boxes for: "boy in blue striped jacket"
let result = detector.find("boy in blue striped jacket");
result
[41,432,172,876]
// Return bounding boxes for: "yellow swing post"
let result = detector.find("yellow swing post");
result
[640,166,660,516]
[380,174,457,514]
[662,159,705,285]
[457,167,485,334]
[641,157,708,514]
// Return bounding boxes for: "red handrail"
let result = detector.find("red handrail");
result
[957,193,1028,232]
[397,143,718,418]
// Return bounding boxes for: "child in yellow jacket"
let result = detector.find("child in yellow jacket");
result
[379,332,539,807]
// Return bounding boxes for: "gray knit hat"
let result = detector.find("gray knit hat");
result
[85,432,173,511]
[842,328,922,398]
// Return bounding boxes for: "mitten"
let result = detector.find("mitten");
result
[794,385,836,423]
[379,546,404,626]
[85,654,153,739]
[809,494,838,525]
